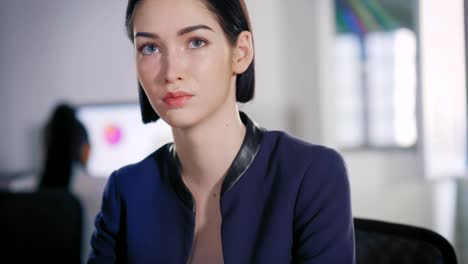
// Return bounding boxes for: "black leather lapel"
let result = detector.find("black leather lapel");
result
[220,112,265,194]
[167,111,265,209]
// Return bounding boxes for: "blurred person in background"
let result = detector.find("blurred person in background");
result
[11,103,106,264]
[39,103,90,189]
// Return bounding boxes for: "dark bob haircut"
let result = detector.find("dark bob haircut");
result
[125,0,255,123]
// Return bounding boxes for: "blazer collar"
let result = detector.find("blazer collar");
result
[167,111,265,211]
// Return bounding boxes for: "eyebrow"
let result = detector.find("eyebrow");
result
[134,24,214,39]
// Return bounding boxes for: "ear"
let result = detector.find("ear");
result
[81,143,91,166]
[231,31,254,74]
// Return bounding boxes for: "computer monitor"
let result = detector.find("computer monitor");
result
[76,103,173,178]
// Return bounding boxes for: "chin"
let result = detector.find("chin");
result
[158,108,202,130]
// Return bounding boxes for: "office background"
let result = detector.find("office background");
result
[1,0,467,262]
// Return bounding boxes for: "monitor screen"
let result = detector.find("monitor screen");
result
[76,103,173,178]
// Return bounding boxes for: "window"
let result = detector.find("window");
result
[334,0,418,149]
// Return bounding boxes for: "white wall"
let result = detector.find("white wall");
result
[0,0,452,236]
[419,0,467,181]
[1,0,137,172]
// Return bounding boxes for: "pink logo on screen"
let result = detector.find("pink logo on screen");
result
[104,125,122,145]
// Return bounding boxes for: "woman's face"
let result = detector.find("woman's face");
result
[133,0,237,128]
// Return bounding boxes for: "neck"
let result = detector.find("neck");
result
[172,106,246,193]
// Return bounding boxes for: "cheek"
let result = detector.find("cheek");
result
[136,57,158,81]
[136,58,165,110]
[191,49,232,92]
[136,57,163,93]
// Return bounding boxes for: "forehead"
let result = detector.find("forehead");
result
[133,0,219,34]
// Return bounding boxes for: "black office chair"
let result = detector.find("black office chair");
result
[0,190,83,264]
[354,218,458,264]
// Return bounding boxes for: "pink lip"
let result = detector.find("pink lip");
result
[163,91,194,108]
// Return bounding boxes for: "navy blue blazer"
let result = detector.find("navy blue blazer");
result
[89,113,355,263]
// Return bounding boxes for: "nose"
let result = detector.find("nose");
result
[161,48,184,84]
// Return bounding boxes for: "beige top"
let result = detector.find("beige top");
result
[186,190,224,264]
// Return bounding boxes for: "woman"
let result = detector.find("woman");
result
[39,104,91,189]
[39,103,107,263]
[89,0,355,263]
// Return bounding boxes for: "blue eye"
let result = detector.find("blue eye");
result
[141,44,160,55]
[188,39,207,49]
